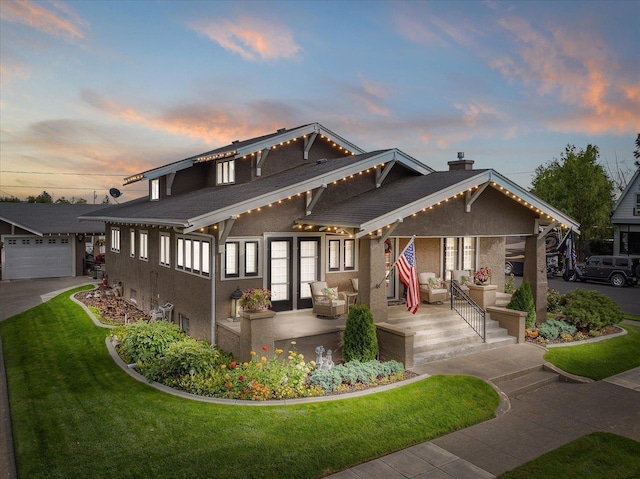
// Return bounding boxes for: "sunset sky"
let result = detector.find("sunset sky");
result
[1,0,638,203]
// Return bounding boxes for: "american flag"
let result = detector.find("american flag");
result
[396,239,420,314]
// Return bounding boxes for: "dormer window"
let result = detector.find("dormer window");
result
[150,178,160,200]
[217,159,235,185]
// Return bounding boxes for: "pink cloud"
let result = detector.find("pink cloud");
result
[493,15,640,134]
[80,90,296,145]
[0,0,87,39]
[189,15,301,61]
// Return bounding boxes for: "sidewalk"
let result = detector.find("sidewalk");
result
[328,344,640,478]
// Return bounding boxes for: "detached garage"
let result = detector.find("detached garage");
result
[0,203,105,280]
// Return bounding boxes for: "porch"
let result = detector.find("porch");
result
[216,298,518,370]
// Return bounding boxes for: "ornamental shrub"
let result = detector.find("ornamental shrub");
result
[138,338,223,382]
[547,288,562,313]
[538,318,577,340]
[560,289,624,331]
[506,279,536,329]
[342,304,378,362]
[114,320,185,363]
[308,359,405,392]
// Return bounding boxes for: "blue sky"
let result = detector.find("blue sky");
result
[1,0,638,202]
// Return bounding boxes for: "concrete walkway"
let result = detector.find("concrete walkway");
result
[328,343,640,478]
[1,279,639,479]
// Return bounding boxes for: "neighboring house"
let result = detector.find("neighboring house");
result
[0,203,106,280]
[80,122,579,353]
[612,168,640,255]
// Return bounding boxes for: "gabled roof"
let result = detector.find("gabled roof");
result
[612,167,640,224]
[123,123,368,185]
[0,203,106,236]
[81,149,432,233]
[298,169,581,237]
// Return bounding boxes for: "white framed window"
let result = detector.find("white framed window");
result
[328,239,340,271]
[326,237,357,272]
[216,159,235,185]
[222,238,262,279]
[176,235,211,278]
[159,233,170,267]
[110,227,120,253]
[139,231,148,261]
[150,178,160,200]
[636,193,640,209]
[344,239,355,270]
[443,237,476,281]
[130,229,136,257]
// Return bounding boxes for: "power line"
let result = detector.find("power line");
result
[1,170,126,177]
[0,185,146,192]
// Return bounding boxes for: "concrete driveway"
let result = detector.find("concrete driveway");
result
[0,276,98,322]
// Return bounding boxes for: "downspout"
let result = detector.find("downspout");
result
[210,233,217,345]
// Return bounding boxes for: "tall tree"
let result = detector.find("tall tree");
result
[26,191,53,203]
[531,145,615,257]
[0,196,21,202]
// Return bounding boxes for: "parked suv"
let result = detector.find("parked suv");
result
[573,255,639,287]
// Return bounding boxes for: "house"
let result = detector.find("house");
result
[0,203,105,280]
[612,167,640,255]
[80,122,579,359]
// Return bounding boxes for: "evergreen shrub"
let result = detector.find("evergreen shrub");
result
[506,279,537,329]
[560,289,624,331]
[538,318,577,340]
[342,304,379,362]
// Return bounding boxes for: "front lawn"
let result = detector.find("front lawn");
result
[544,322,640,380]
[499,432,640,479]
[1,286,499,479]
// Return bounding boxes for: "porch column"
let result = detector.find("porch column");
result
[524,235,548,324]
[358,237,388,322]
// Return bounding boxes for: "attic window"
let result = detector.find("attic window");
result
[150,179,160,200]
[217,159,235,185]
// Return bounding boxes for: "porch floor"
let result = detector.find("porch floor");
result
[220,303,450,341]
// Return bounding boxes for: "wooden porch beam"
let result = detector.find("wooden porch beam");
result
[303,132,317,160]
[256,148,271,176]
[376,160,396,188]
[465,182,489,212]
[538,221,560,239]
[306,184,326,215]
[378,219,402,243]
[166,172,176,196]
[216,217,236,253]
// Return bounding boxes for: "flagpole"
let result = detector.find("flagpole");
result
[375,236,416,289]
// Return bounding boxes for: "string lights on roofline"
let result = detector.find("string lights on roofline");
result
[196,175,567,238]
[239,133,358,160]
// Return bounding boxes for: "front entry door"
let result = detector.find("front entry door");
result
[297,237,321,309]
[267,238,293,311]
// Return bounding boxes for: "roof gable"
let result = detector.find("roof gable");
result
[123,123,368,185]
[612,168,640,224]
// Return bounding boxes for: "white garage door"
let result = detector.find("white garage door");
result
[3,236,74,280]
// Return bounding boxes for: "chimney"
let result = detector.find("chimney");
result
[448,151,474,171]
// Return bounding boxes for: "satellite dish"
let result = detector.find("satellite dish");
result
[109,188,122,198]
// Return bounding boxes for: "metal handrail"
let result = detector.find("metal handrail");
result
[450,282,486,342]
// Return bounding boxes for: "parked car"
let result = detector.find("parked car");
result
[572,255,639,287]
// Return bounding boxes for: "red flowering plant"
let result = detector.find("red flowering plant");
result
[473,267,492,284]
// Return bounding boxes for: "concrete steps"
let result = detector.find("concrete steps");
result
[491,366,559,398]
[387,308,517,364]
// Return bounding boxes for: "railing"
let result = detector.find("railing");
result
[450,282,486,342]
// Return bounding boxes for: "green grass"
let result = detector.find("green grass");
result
[544,323,640,380]
[499,432,640,479]
[1,286,500,479]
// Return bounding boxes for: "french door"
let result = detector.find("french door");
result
[297,237,321,309]
[267,238,293,311]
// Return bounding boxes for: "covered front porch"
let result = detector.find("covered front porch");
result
[217,297,521,369]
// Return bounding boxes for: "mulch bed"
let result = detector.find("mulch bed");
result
[75,286,147,324]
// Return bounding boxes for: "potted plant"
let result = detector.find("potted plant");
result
[239,288,272,312]
[473,267,492,285]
